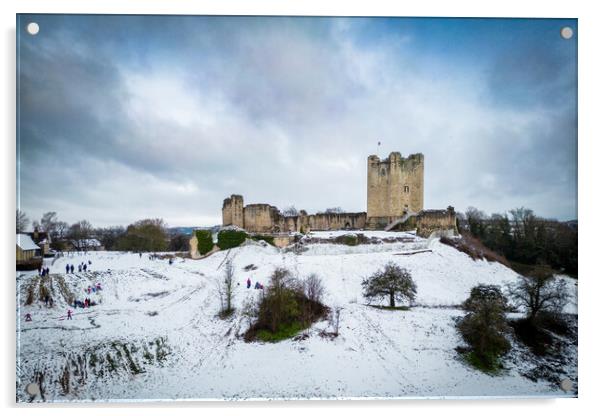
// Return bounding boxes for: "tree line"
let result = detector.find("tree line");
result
[16,210,190,252]
[459,207,577,275]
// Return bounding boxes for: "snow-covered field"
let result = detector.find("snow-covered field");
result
[15,231,578,402]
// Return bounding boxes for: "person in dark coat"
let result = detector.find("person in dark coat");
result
[65,264,70,274]
[83,264,87,272]
[49,297,54,308]
[67,310,72,320]
[70,264,74,273]
[37,265,42,275]
[247,277,251,289]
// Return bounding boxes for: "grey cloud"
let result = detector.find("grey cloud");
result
[17,16,577,227]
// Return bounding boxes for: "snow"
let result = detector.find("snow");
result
[305,230,416,239]
[17,234,40,251]
[16,233,578,402]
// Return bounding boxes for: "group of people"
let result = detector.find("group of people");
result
[73,283,102,310]
[73,297,96,309]
[37,265,50,276]
[86,282,102,293]
[64,260,92,274]
[246,277,264,290]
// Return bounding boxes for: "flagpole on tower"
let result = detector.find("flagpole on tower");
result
[377,140,381,156]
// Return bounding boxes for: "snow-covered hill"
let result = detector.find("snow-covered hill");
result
[15,232,577,402]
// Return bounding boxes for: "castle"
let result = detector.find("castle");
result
[221,152,457,238]
[366,152,424,229]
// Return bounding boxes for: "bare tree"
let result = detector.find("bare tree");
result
[303,273,325,304]
[362,262,417,308]
[16,209,29,233]
[41,212,58,235]
[509,207,537,239]
[281,206,299,217]
[217,260,236,317]
[324,207,344,214]
[506,269,569,323]
[68,220,94,250]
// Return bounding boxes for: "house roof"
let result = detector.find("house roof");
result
[17,234,40,251]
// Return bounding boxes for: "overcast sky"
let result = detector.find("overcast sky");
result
[17,15,577,228]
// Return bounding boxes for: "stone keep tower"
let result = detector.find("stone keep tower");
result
[222,194,244,228]
[367,152,424,227]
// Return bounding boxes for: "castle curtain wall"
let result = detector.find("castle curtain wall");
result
[219,151,456,236]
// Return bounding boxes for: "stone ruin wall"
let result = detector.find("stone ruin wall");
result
[416,207,458,238]
[308,212,366,231]
[243,204,280,233]
[222,194,366,233]
[222,195,244,228]
[220,151,458,238]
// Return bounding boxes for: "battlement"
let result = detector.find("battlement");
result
[222,194,243,209]
[368,152,424,166]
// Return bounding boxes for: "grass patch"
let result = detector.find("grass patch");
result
[461,350,504,375]
[26,282,36,305]
[106,353,117,373]
[89,352,98,368]
[142,347,154,364]
[154,337,170,364]
[256,322,306,343]
[334,234,359,246]
[121,343,144,375]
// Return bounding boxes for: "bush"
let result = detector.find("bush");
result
[245,268,328,342]
[362,262,417,308]
[217,230,248,250]
[251,234,275,246]
[335,234,359,246]
[457,285,510,372]
[195,230,214,255]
